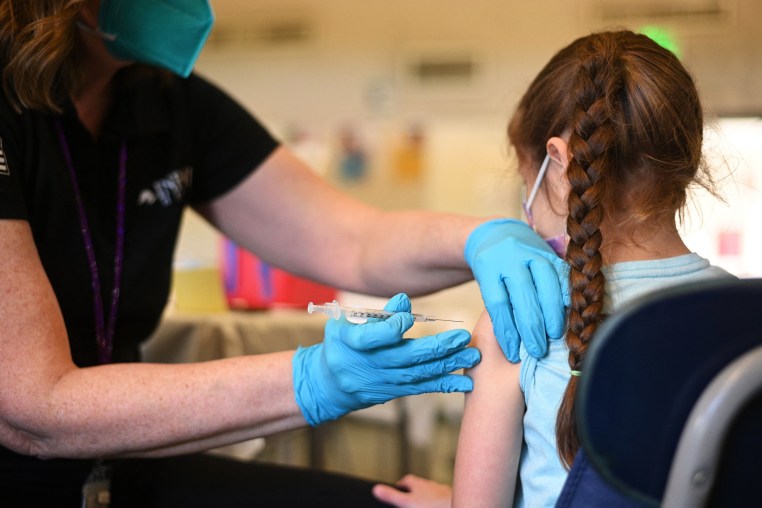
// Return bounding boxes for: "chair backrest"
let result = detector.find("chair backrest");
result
[574,277,762,507]
[662,344,762,507]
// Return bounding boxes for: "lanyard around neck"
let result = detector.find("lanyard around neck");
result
[53,119,126,364]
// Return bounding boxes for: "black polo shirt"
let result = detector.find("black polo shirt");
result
[0,66,279,367]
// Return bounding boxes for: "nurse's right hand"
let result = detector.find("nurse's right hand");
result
[292,293,481,426]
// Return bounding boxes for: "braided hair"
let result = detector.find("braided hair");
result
[508,31,710,467]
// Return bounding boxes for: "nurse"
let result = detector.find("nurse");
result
[0,1,566,506]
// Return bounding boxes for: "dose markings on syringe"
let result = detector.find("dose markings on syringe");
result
[346,311,389,319]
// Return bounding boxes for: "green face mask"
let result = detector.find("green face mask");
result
[97,0,214,78]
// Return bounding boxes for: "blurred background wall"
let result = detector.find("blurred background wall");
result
[175,0,762,292]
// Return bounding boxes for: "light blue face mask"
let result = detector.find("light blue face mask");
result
[97,0,214,78]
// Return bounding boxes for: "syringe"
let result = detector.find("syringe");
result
[307,300,463,324]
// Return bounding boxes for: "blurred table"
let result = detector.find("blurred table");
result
[141,309,326,363]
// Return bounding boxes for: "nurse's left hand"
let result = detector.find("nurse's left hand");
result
[293,294,480,426]
[465,218,570,362]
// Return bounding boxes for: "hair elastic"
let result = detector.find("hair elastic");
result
[570,370,582,377]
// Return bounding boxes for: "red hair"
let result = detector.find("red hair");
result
[508,30,713,467]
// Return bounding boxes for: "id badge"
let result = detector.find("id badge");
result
[82,460,111,508]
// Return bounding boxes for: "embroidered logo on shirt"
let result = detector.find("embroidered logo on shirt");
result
[0,137,9,176]
[138,166,193,207]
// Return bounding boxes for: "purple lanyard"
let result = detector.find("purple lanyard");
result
[54,119,126,364]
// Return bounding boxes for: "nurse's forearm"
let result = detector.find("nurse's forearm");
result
[356,209,486,296]
[3,351,306,459]
[198,148,490,297]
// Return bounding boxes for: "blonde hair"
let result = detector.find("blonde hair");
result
[0,0,86,112]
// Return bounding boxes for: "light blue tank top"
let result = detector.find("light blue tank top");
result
[513,253,733,508]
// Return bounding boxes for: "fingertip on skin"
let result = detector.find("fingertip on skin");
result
[451,347,481,370]
[440,350,480,376]
[457,377,475,393]
[498,339,520,364]
[490,306,522,356]
[515,308,545,347]
[415,375,473,395]
[491,312,525,363]
[443,328,471,348]
[442,374,474,393]
[494,323,520,363]
[418,328,470,355]
[502,334,520,362]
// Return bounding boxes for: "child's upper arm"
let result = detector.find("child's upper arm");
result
[452,310,525,507]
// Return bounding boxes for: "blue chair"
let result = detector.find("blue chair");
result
[556,278,762,508]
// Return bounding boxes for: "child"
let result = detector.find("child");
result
[373,30,735,508]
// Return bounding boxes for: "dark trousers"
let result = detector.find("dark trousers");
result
[1,451,391,507]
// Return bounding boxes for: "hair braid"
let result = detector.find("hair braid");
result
[508,29,710,470]
[555,36,625,467]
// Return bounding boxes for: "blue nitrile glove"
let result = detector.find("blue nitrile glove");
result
[465,218,570,362]
[293,293,481,426]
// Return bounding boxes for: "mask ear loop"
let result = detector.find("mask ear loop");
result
[76,21,118,42]
[525,154,552,210]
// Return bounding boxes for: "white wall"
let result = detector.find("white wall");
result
[174,1,762,280]
[683,117,762,276]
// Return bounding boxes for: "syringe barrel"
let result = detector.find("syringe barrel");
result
[307,301,342,320]
[323,300,342,320]
[308,302,456,323]
[344,308,394,320]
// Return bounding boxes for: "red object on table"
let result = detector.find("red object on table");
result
[221,239,337,310]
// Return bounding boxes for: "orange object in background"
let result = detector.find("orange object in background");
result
[221,239,337,310]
